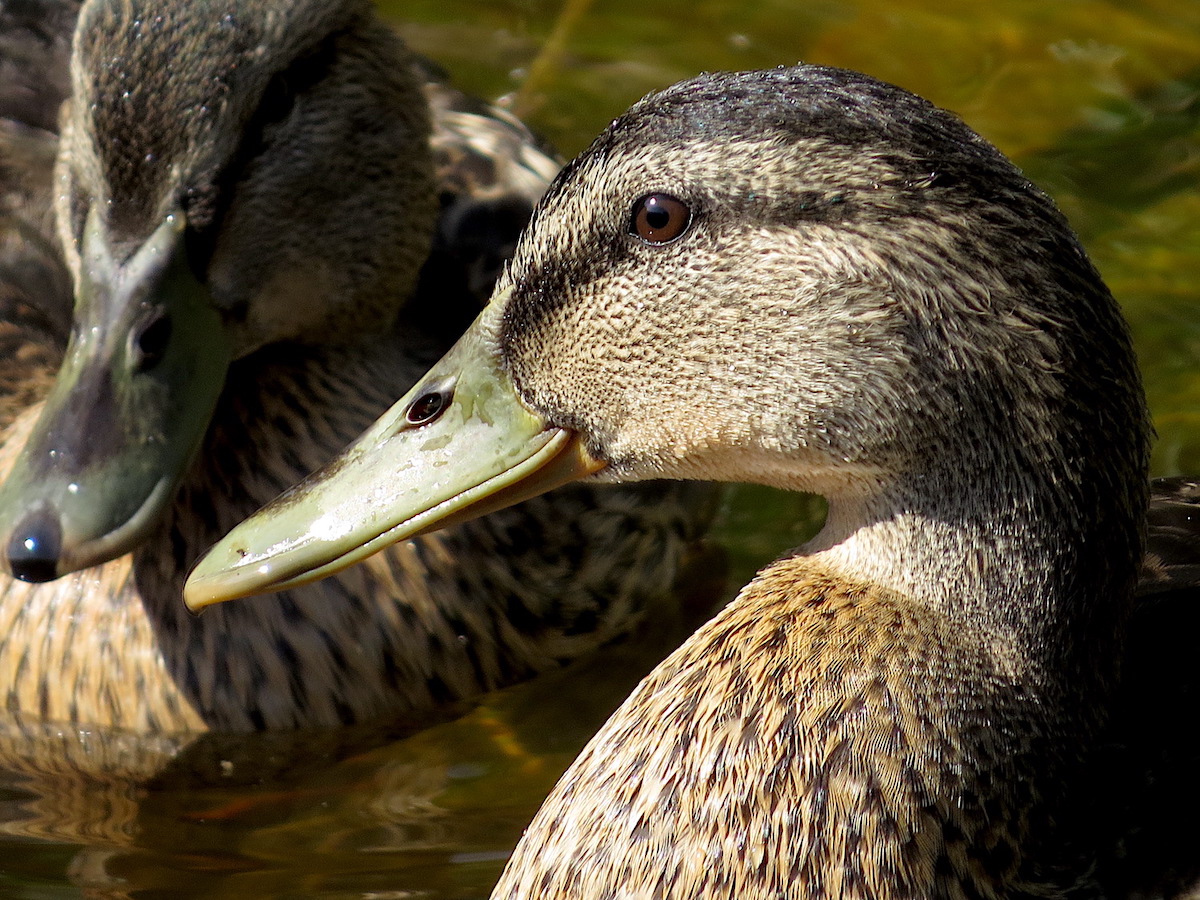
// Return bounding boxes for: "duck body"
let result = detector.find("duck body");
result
[498,561,1055,896]
[0,0,712,734]
[187,65,1191,894]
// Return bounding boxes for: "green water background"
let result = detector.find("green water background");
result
[1,0,1198,896]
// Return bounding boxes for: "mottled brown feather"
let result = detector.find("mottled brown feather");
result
[498,560,1069,898]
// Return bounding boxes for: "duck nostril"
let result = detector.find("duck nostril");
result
[6,511,63,583]
[131,312,173,373]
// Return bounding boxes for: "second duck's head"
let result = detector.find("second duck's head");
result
[0,0,436,581]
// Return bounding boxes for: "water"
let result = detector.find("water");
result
[1,0,1198,896]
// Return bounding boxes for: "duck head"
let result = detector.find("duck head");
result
[0,0,436,581]
[186,65,1147,622]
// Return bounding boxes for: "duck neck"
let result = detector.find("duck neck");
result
[806,440,1146,695]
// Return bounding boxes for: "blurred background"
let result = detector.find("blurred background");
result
[2,0,1198,896]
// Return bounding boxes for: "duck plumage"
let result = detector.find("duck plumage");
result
[0,0,711,734]
[190,64,1200,895]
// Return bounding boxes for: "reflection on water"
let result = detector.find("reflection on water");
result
[0,616,708,898]
[2,0,1199,895]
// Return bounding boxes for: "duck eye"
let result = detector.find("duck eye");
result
[405,388,452,426]
[630,193,691,245]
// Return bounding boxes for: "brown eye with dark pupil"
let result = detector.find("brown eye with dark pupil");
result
[631,193,691,245]
[405,390,449,426]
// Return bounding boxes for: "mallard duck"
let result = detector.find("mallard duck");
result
[0,0,712,735]
[187,65,1200,895]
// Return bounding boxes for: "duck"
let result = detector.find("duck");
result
[0,0,713,736]
[186,64,1200,896]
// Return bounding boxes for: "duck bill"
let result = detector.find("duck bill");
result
[184,294,606,610]
[0,209,231,581]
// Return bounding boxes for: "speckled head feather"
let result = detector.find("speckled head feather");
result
[59,0,436,351]
[502,65,1138,476]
